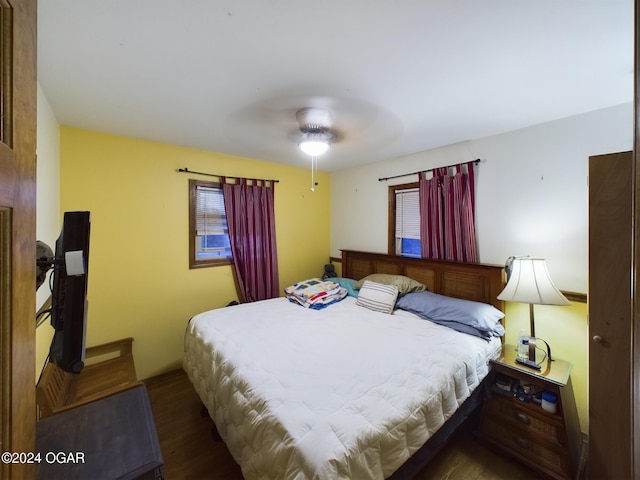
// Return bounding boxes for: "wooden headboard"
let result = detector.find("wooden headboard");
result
[341,250,505,312]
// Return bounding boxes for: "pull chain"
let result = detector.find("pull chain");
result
[310,155,318,192]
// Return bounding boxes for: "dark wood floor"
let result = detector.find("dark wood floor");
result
[145,370,542,480]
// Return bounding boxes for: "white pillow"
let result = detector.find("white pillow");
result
[355,280,399,314]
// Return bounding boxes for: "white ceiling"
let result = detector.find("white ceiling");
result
[37,0,633,172]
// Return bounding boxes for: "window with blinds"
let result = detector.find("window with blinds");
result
[394,187,421,257]
[189,179,232,268]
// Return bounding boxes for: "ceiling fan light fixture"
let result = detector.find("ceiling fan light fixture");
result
[299,139,330,156]
[296,107,336,157]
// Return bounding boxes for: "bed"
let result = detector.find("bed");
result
[184,250,505,479]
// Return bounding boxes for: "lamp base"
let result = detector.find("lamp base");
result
[528,337,537,362]
[527,336,553,364]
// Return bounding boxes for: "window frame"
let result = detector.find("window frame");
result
[189,178,232,269]
[388,181,420,256]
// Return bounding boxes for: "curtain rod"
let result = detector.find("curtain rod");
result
[177,167,279,183]
[377,158,480,182]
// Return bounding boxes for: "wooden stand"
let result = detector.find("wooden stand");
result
[36,337,142,418]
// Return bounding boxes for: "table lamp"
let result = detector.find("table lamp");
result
[497,256,570,362]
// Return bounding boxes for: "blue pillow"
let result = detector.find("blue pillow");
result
[332,277,359,298]
[423,319,494,340]
[396,290,505,337]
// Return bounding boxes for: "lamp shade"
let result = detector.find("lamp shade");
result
[497,257,570,306]
[299,139,330,157]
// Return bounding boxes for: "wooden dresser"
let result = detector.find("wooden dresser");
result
[478,345,582,479]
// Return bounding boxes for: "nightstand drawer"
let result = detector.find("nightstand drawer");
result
[480,414,571,479]
[484,395,566,446]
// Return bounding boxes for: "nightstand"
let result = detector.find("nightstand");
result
[477,345,582,480]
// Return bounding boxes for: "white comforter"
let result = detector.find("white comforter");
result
[183,296,501,480]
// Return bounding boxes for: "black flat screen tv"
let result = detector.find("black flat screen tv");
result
[49,211,91,374]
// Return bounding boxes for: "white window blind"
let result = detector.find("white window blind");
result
[395,188,420,239]
[195,185,227,235]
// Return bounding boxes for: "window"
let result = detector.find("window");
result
[388,182,421,257]
[189,179,232,268]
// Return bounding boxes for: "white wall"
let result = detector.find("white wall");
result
[330,103,633,293]
[35,83,60,377]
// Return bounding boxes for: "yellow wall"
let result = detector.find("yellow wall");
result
[503,301,588,432]
[59,127,331,379]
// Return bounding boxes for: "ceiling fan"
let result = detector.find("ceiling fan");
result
[294,107,340,157]
[225,93,402,171]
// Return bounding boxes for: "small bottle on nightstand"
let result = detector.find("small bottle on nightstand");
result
[517,329,529,359]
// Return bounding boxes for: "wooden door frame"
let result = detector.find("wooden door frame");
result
[0,0,37,479]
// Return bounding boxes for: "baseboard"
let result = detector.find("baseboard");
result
[142,367,185,386]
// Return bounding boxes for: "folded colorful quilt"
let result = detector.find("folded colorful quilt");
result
[284,278,347,309]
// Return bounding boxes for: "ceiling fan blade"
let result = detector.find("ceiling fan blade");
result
[225,92,402,161]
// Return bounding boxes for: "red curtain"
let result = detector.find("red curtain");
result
[418,161,478,262]
[419,168,445,259]
[222,178,279,302]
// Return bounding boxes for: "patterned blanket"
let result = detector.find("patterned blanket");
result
[284,278,347,309]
